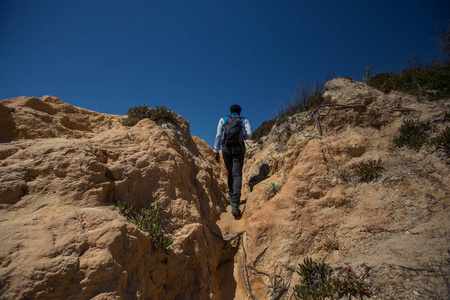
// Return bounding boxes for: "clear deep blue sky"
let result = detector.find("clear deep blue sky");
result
[1,1,449,147]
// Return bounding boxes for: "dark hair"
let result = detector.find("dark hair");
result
[230,104,242,115]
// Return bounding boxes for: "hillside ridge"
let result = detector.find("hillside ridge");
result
[0,78,449,299]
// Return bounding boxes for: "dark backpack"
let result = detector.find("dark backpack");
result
[222,115,245,147]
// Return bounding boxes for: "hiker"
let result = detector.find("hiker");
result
[214,104,252,217]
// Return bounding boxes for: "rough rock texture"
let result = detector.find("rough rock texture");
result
[1,78,449,300]
[0,96,235,299]
[323,77,383,106]
[238,78,449,299]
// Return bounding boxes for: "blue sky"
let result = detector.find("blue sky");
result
[1,1,449,147]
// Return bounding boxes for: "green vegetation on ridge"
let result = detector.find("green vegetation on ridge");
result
[367,61,450,100]
[252,25,450,142]
[122,105,178,126]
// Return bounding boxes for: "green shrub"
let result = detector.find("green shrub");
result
[394,119,431,150]
[118,200,173,251]
[367,62,450,99]
[293,257,370,299]
[276,115,289,126]
[366,72,399,93]
[118,201,134,220]
[430,126,450,153]
[122,105,178,126]
[353,159,384,182]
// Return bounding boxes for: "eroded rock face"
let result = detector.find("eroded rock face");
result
[1,82,449,300]
[0,103,16,142]
[323,78,385,106]
[0,96,233,299]
[238,80,450,299]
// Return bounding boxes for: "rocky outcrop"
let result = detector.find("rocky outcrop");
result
[322,77,384,106]
[0,96,234,299]
[239,78,450,299]
[0,102,16,142]
[1,78,449,300]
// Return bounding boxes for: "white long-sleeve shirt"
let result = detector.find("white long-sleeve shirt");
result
[214,113,252,153]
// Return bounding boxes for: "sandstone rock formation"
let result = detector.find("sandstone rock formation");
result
[0,96,235,299]
[240,78,449,299]
[1,78,449,300]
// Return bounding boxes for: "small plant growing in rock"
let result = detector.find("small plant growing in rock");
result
[366,109,384,128]
[118,201,135,220]
[430,126,450,154]
[118,200,173,251]
[122,105,178,126]
[293,257,370,299]
[260,182,281,200]
[353,158,384,182]
[276,115,289,126]
[394,119,431,150]
[367,109,377,118]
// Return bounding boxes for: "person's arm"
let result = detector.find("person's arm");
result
[243,119,252,140]
[213,118,224,154]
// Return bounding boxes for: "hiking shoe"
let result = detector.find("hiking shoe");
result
[231,206,241,217]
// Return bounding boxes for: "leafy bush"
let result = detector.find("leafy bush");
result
[293,257,370,299]
[367,62,450,99]
[118,201,173,251]
[118,201,134,220]
[122,105,178,126]
[394,119,431,150]
[353,159,384,182]
[430,126,450,153]
[276,115,289,126]
[365,72,399,94]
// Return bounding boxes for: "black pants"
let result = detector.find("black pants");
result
[222,150,245,207]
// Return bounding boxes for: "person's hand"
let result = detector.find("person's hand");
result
[214,153,220,163]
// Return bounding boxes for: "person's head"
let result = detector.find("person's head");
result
[230,104,242,115]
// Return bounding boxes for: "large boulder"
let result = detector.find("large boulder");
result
[0,96,232,299]
[323,78,384,106]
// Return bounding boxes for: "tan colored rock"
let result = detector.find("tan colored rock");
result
[0,96,122,140]
[236,80,450,299]
[1,80,449,300]
[0,102,16,142]
[323,77,384,106]
[0,96,232,299]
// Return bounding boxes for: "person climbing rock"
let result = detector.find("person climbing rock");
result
[214,104,252,217]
